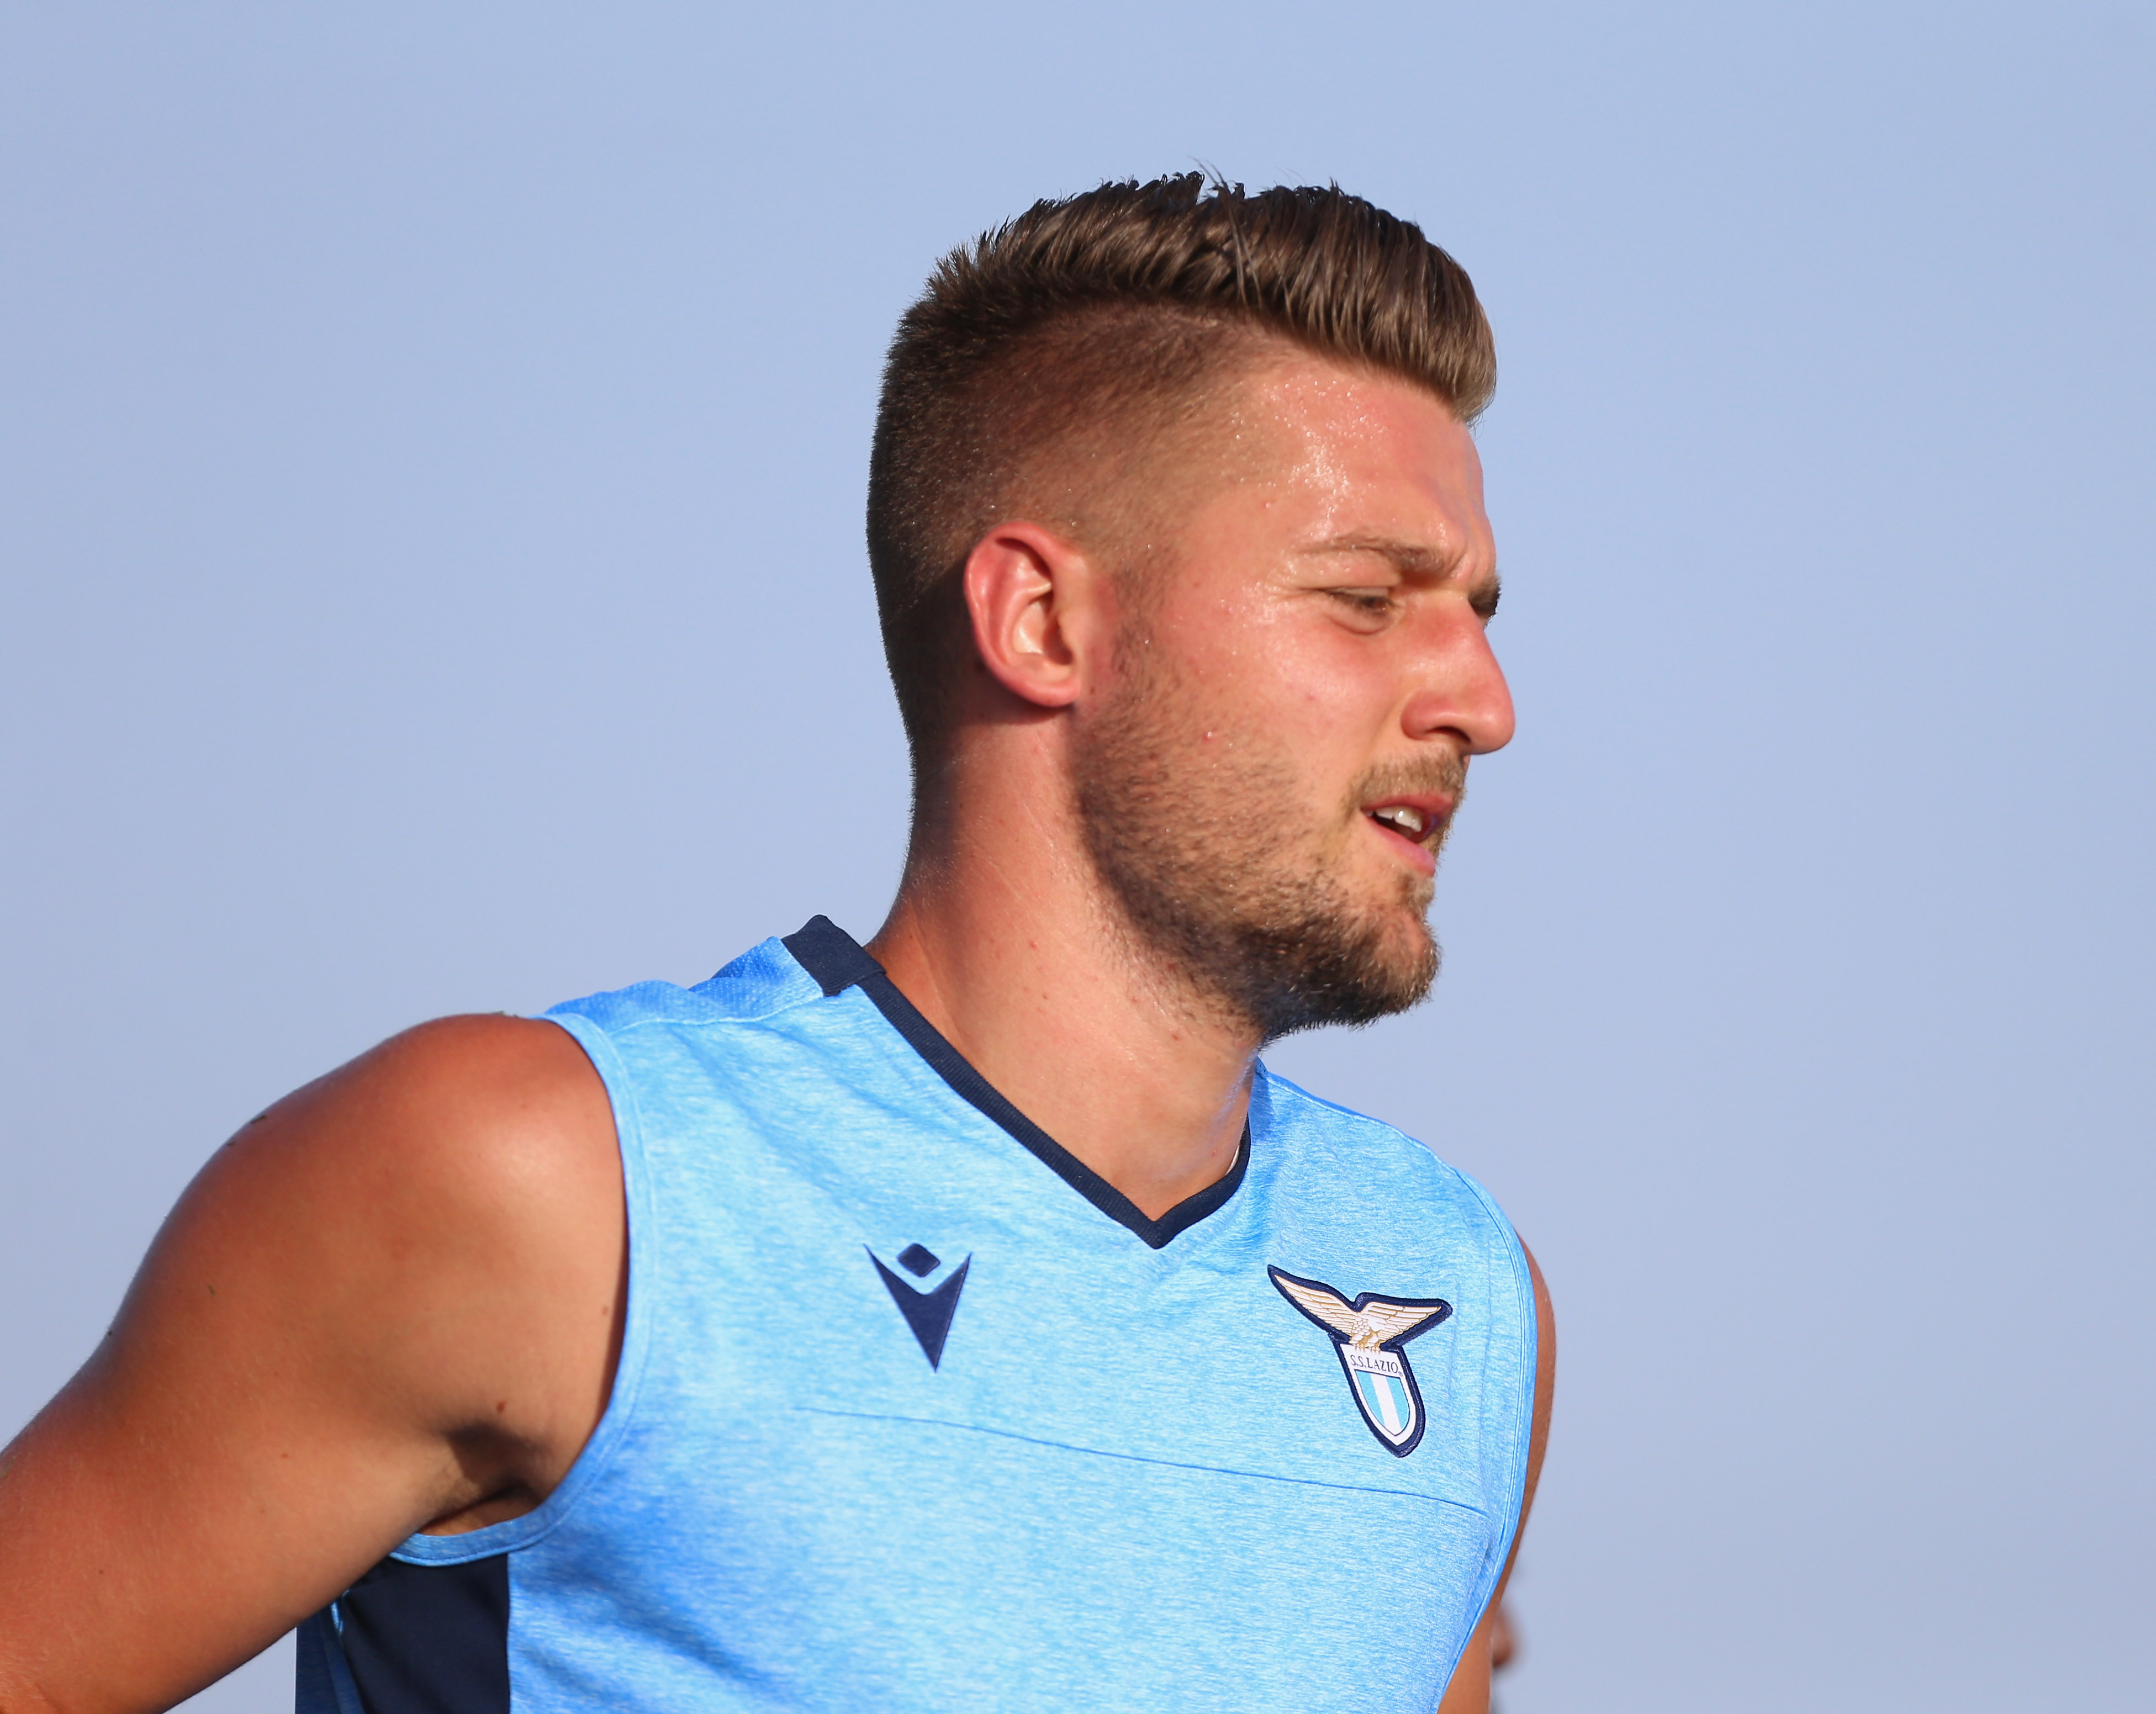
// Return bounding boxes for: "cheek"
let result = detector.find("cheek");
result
[1161,651,1380,827]
[1220,617,1403,755]
[1156,633,1314,764]
[1151,591,1320,708]
[1134,587,1396,784]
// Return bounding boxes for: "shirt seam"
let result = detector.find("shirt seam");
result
[792,1403,1492,1516]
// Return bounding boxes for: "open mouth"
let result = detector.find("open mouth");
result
[1367,804,1437,842]
[1362,797,1452,868]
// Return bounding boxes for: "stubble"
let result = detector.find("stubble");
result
[1071,635,1460,1043]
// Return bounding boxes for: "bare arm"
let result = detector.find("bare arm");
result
[0,1017,623,1714]
[1434,1240,1556,1714]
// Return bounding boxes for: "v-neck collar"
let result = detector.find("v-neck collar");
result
[780,916,1250,1250]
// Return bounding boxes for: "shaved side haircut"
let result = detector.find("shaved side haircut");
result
[865,172,1497,787]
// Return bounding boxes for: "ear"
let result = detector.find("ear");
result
[960,521,1109,711]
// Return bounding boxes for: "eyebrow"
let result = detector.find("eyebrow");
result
[1303,533,1503,617]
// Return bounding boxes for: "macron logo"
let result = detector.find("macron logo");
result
[867,1242,971,1370]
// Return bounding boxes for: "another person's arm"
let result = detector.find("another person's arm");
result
[0,1018,622,1714]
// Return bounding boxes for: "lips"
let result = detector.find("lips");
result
[1363,795,1452,846]
[1360,794,1453,876]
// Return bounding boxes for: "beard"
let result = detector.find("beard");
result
[1071,640,1462,1044]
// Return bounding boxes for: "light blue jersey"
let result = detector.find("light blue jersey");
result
[297,919,1536,1713]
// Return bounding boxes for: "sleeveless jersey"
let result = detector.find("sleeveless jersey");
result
[296,918,1536,1713]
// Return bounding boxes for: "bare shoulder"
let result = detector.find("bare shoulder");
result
[252,1010,613,1164]
[219,1012,619,1235]
[0,1015,623,1711]
[176,1015,618,1340]
[161,1011,626,1458]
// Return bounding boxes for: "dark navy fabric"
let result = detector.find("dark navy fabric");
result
[297,1555,508,1714]
[782,916,1250,1248]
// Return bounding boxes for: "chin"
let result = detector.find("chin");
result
[1245,904,1440,1043]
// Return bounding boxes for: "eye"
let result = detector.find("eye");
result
[1325,587,1400,628]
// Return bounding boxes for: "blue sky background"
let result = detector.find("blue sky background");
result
[3,4,2150,1710]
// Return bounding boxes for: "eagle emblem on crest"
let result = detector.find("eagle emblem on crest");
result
[1269,1266,1452,1457]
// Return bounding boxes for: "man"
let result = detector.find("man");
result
[0,173,1552,1713]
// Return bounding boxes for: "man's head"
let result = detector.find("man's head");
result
[869,174,1493,764]
[869,175,1511,1039]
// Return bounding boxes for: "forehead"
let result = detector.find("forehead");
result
[1218,351,1490,547]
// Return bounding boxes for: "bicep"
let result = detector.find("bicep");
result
[1489,1240,1554,1610]
[0,1016,620,1714]
[1433,1602,1496,1714]
[1514,1240,1555,1545]
[1434,1241,1556,1714]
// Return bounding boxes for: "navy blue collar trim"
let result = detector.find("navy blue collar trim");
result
[779,916,1249,1251]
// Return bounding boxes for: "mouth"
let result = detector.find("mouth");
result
[1361,795,1454,874]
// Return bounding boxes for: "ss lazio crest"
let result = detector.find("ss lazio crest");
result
[1269,1266,1452,1457]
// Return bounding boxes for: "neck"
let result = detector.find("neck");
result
[865,797,1257,1223]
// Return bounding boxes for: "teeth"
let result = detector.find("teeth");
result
[1372,806,1428,836]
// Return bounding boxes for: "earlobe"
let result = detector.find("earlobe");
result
[962,522,1092,711]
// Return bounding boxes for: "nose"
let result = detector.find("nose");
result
[1400,613,1515,757]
